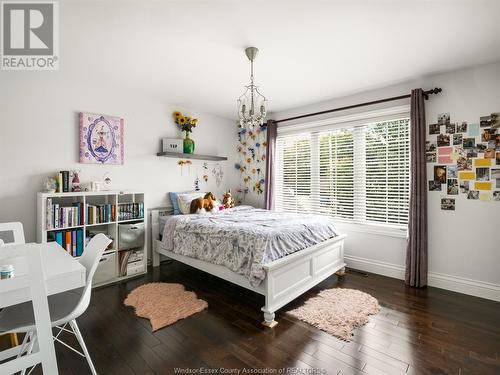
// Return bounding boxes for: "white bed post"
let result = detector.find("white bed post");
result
[151,209,161,267]
[261,277,278,328]
[335,240,346,277]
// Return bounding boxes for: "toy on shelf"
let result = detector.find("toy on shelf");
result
[71,170,82,192]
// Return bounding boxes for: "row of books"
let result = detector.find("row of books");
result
[117,202,144,221]
[46,200,144,229]
[56,171,71,193]
[87,204,116,224]
[46,199,84,229]
[48,229,84,257]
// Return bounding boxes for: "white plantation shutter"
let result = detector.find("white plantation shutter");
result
[275,113,410,228]
[364,119,410,225]
[318,129,355,219]
[275,133,312,213]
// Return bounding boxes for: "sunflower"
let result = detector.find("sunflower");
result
[173,111,182,119]
[178,116,187,125]
[191,118,198,126]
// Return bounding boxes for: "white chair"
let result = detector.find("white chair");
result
[0,222,26,348]
[0,233,111,375]
[0,222,26,245]
[0,244,59,374]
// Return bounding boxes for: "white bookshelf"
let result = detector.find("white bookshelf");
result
[36,190,147,287]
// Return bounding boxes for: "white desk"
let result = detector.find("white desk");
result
[0,242,86,308]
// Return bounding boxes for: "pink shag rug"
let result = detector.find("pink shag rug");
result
[124,283,208,331]
[288,288,380,341]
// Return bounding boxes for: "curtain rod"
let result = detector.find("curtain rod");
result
[274,87,442,124]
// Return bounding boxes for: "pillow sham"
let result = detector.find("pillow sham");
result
[177,192,205,214]
[169,191,199,214]
[169,192,188,215]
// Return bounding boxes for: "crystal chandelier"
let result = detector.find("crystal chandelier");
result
[237,47,267,129]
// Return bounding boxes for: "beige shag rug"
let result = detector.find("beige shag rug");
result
[124,283,208,331]
[288,288,380,341]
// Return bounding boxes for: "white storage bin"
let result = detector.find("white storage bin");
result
[126,261,146,276]
[118,222,145,251]
[93,253,117,285]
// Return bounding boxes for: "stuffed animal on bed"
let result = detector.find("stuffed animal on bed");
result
[222,190,235,209]
[190,192,216,214]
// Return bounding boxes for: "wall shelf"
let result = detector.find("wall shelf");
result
[156,151,227,161]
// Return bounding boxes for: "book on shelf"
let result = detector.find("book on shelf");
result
[117,202,144,221]
[46,199,84,230]
[48,228,84,257]
[86,203,116,224]
[61,171,70,192]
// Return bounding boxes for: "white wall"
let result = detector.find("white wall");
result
[0,79,239,243]
[270,62,500,301]
[0,0,242,245]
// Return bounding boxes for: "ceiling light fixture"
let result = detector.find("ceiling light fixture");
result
[237,47,267,129]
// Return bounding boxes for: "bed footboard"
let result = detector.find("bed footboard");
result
[261,234,346,327]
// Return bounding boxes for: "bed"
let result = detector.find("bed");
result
[151,206,346,327]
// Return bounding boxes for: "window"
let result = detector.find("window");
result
[275,113,410,228]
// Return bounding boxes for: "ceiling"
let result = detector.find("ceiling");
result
[61,0,500,119]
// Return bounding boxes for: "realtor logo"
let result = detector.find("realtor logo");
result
[1,1,59,70]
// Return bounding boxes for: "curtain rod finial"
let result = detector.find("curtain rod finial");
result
[423,87,442,100]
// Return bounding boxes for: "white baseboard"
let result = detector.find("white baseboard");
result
[344,255,500,302]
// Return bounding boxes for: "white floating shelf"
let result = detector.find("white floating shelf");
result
[156,151,227,161]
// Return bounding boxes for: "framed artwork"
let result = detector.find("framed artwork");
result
[79,112,124,164]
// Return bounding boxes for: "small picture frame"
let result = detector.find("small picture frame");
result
[162,138,184,153]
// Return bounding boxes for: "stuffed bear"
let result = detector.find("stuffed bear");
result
[222,190,235,209]
[190,192,216,214]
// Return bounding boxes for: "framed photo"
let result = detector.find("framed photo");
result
[162,138,184,153]
[441,198,455,211]
[79,113,124,165]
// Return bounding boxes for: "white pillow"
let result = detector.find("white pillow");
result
[177,192,205,214]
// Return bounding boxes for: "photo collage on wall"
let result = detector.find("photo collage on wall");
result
[427,112,500,210]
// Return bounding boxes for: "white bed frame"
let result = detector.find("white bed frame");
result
[151,208,346,327]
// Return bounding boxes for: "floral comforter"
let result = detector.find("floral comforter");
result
[160,206,338,286]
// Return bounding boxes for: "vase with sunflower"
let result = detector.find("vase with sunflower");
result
[173,111,198,154]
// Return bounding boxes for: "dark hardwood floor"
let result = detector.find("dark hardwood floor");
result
[31,261,500,375]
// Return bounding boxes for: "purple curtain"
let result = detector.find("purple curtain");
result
[264,120,277,210]
[405,89,428,287]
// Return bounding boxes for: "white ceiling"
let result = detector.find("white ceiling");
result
[62,0,500,119]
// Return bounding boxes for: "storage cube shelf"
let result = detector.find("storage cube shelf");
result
[37,191,147,287]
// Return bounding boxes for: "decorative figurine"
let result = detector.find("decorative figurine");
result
[44,176,57,193]
[71,170,81,192]
[103,172,112,190]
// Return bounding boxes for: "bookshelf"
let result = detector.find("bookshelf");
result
[36,190,147,287]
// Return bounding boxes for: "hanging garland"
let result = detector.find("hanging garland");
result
[235,122,268,201]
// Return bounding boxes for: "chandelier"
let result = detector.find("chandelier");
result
[237,47,267,129]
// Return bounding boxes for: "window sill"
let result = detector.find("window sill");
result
[335,221,408,239]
